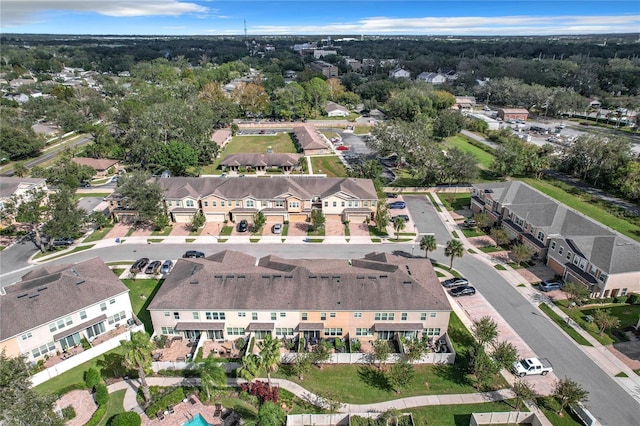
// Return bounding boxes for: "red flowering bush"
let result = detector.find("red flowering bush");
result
[240,381,279,404]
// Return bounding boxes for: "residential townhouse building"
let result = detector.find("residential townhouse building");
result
[0,258,135,364]
[148,250,452,345]
[161,176,378,225]
[0,177,48,221]
[308,61,338,78]
[471,181,640,298]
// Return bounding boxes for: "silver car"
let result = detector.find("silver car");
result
[272,223,282,234]
[160,260,173,274]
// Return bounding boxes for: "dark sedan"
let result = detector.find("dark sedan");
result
[183,250,204,258]
[130,257,149,273]
[145,260,161,274]
[450,285,476,297]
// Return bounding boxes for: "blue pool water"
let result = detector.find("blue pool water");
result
[182,413,212,426]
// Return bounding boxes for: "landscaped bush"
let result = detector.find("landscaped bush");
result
[111,412,142,426]
[85,404,107,426]
[614,296,628,304]
[94,384,109,406]
[145,387,186,418]
[628,293,640,304]
[235,337,247,352]
[61,406,76,421]
[156,369,200,377]
[81,337,92,350]
[55,383,87,398]
[240,380,279,404]
[84,367,102,389]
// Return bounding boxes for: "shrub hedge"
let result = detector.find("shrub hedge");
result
[111,412,142,426]
[146,387,186,418]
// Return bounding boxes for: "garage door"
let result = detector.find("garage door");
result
[265,215,285,223]
[289,213,307,222]
[325,214,342,223]
[173,213,192,223]
[347,214,369,223]
[205,212,226,222]
[233,213,254,223]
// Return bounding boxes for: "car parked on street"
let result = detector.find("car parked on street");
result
[183,250,204,258]
[51,237,74,247]
[237,220,249,232]
[145,261,161,274]
[130,257,149,273]
[442,277,470,288]
[388,201,406,209]
[160,260,173,274]
[450,285,476,297]
[539,280,562,292]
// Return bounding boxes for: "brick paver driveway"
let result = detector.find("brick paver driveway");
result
[288,221,309,236]
[348,222,370,237]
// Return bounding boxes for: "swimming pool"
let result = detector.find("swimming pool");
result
[182,413,212,426]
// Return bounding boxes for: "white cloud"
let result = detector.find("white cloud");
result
[251,15,640,35]
[1,0,208,26]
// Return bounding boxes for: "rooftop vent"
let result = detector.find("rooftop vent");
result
[71,268,79,277]
[37,286,48,291]
[320,275,329,279]
[368,275,376,279]
[29,293,40,299]
[190,280,198,285]
[214,274,223,278]
[226,274,235,278]
[308,275,317,279]
[356,275,365,279]
[238,275,246,278]
[403,281,413,285]
[17,293,28,299]
[76,279,86,285]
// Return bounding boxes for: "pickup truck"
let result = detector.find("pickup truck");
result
[512,357,553,377]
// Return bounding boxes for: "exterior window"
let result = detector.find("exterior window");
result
[206,312,225,320]
[221,201,225,207]
[573,256,580,266]
[238,312,246,317]
[80,310,87,320]
[108,311,126,325]
[374,313,394,321]
[100,303,107,311]
[324,201,328,207]
[424,328,441,337]
[330,312,336,318]
[109,298,115,304]
[193,312,199,320]
[401,313,408,321]
[363,201,368,207]
[289,201,299,208]
[333,201,337,207]
[275,201,284,207]
[227,327,245,336]
[558,247,564,255]
[21,332,32,340]
[341,201,345,207]
[537,231,545,241]
[65,316,73,325]
[353,312,362,318]
[164,312,170,317]
[420,313,427,320]
[186,200,194,207]
[323,328,343,336]
[167,201,172,206]
[301,313,308,320]
[551,241,556,250]
[356,328,373,336]
[246,200,255,207]
[176,201,181,207]
[252,312,258,320]
[271,312,277,320]
[173,312,180,320]
[280,312,286,317]
[203,201,208,207]
[161,327,176,335]
[275,328,294,336]
[320,312,327,320]
[567,251,572,260]
[621,288,628,296]
[236,201,241,207]
[212,201,217,207]
[430,312,436,318]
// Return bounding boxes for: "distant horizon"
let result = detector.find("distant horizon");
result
[2,1,639,36]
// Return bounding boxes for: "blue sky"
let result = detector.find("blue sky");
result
[2,1,639,35]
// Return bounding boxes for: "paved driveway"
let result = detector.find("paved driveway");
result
[287,221,309,237]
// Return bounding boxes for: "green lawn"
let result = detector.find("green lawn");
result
[409,399,521,426]
[445,136,495,169]
[439,193,471,211]
[462,228,486,238]
[33,244,95,260]
[539,304,592,346]
[310,155,348,177]
[122,279,163,334]
[34,346,127,396]
[557,302,640,344]
[98,389,126,426]
[521,178,640,243]
[74,192,111,200]
[202,132,298,174]
[84,226,114,243]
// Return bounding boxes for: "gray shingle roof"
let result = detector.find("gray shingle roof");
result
[0,258,129,340]
[220,153,303,168]
[160,177,377,202]
[0,177,46,199]
[148,250,450,313]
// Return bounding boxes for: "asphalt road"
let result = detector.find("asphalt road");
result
[0,194,637,424]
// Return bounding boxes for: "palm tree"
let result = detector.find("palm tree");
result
[200,357,227,401]
[257,334,281,387]
[444,239,465,269]
[121,331,154,406]
[392,216,406,241]
[237,353,260,383]
[419,234,437,259]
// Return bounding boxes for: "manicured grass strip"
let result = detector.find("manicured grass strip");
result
[151,227,172,236]
[433,263,462,278]
[538,304,592,346]
[84,226,114,243]
[427,193,442,212]
[74,192,111,200]
[462,228,485,238]
[445,135,495,169]
[439,193,471,211]
[616,372,629,377]
[521,178,640,243]
[273,362,508,404]
[536,396,585,426]
[494,264,507,270]
[310,155,348,177]
[220,226,233,236]
[480,246,503,253]
[122,279,163,334]
[34,244,95,260]
[409,400,521,426]
[97,389,126,426]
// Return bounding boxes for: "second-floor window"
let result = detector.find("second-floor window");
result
[550,241,556,250]
[203,201,208,207]
[289,201,299,208]
[246,200,255,207]
[374,312,394,321]
[537,231,545,241]
[558,246,564,255]
[186,200,194,207]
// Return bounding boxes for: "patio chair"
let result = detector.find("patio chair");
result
[189,395,198,405]
[156,411,165,420]
[214,404,223,417]
[168,405,175,414]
